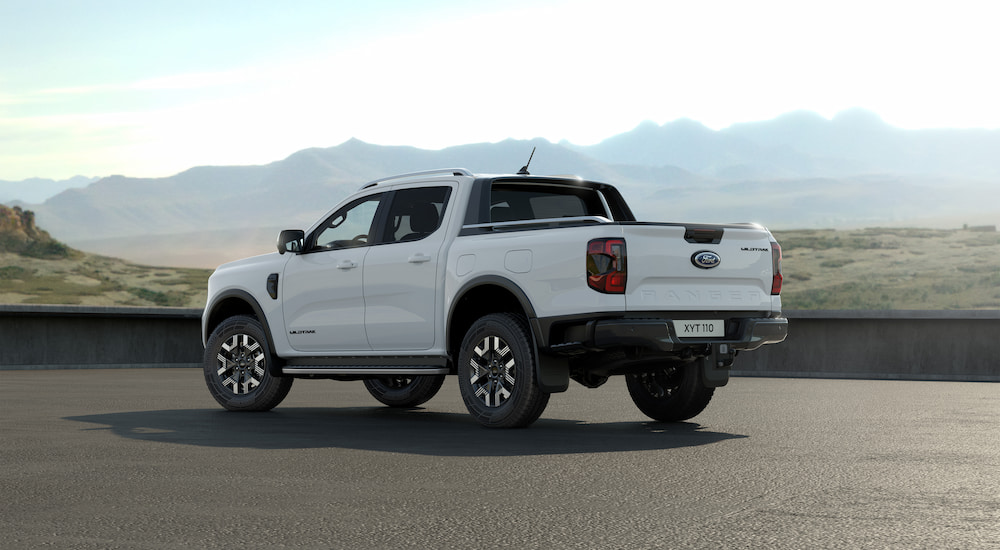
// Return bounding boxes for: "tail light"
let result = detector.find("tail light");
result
[587,238,627,294]
[770,241,783,295]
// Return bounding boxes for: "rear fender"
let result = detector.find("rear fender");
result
[448,276,568,393]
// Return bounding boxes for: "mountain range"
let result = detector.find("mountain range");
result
[577,109,1000,179]
[0,176,97,204]
[3,108,999,268]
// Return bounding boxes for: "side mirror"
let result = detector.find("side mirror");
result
[277,229,304,254]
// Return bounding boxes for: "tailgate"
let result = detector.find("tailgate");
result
[621,223,777,312]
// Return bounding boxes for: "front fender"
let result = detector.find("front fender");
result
[203,289,284,376]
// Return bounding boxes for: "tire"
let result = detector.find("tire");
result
[626,363,714,422]
[457,313,549,428]
[203,315,293,412]
[363,375,445,407]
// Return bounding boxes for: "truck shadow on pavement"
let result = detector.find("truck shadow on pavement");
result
[66,406,746,457]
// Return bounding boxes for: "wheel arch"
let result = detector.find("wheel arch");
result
[447,276,569,393]
[446,275,537,356]
[204,289,283,376]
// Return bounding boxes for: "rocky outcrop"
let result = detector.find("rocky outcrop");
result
[0,205,77,259]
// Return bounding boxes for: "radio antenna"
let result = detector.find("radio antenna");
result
[517,147,536,175]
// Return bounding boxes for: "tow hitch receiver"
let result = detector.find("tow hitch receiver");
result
[702,343,736,387]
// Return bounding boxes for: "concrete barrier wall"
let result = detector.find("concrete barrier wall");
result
[734,310,1000,382]
[0,305,203,370]
[1,306,998,381]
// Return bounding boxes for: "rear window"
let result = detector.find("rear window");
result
[490,183,607,222]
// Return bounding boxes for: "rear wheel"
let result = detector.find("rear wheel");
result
[363,375,445,407]
[457,313,549,428]
[203,315,292,411]
[626,364,714,422]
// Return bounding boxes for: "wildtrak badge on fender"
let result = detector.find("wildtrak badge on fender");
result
[201,164,787,428]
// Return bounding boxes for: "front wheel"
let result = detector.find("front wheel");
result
[203,315,293,411]
[626,364,714,422]
[457,313,549,428]
[363,375,445,407]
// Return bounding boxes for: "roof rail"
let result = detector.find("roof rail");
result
[361,168,474,189]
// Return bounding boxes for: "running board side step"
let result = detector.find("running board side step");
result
[282,366,449,376]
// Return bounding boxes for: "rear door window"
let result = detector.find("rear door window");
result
[381,186,452,243]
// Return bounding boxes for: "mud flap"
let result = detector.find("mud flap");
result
[536,353,569,393]
[701,343,735,388]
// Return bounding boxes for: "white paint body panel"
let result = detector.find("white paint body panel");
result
[204,172,782,360]
[622,224,777,313]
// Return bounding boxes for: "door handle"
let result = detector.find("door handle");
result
[337,260,358,270]
[408,253,431,264]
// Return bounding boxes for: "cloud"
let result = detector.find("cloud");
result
[4,0,1000,180]
[130,68,263,91]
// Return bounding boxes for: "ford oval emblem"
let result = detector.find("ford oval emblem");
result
[692,251,721,269]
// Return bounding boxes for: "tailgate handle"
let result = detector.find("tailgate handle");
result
[684,227,724,244]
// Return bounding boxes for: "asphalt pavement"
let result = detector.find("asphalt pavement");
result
[2,369,998,549]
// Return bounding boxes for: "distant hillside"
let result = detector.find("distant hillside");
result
[0,205,209,306]
[2,203,997,310]
[31,139,628,266]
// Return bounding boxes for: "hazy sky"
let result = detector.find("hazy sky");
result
[1,0,997,180]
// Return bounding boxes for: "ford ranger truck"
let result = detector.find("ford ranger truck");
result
[202,168,787,428]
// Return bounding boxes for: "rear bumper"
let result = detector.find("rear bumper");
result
[544,315,788,354]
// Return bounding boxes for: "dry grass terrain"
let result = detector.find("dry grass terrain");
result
[0,204,211,307]
[1,225,998,310]
[774,226,1000,310]
[0,252,210,307]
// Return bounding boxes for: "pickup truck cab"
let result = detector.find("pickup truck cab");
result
[202,168,787,428]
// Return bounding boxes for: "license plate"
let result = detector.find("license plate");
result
[673,320,724,338]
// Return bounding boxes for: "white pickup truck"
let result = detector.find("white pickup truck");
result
[202,168,787,428]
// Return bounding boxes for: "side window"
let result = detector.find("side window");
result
[490,183,605,222]
[311,194,382,250]
[382,187,452,243]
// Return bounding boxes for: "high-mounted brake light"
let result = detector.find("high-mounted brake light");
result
[770,241,783,295]
[587,238,627,294]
